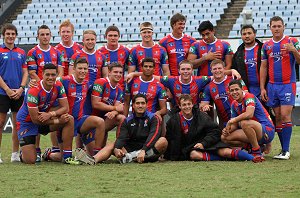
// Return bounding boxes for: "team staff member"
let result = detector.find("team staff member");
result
[0,24,28,163]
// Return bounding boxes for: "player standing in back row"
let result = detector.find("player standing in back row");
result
[260,16,300,160]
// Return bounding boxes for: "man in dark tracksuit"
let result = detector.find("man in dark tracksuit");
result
[164,94,262,162]
[114,93,168,163]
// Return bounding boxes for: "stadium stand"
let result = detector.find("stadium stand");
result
[229,0,300,38]
[11,0,231,44]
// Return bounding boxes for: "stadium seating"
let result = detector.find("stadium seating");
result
[14,0,231,44]
[229,0,300,38]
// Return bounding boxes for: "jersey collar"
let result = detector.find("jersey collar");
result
[170,33,184,40]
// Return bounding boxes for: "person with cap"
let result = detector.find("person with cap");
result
[128,22,170,76]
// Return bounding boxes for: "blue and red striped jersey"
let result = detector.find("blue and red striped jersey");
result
[27,45,63,79]
[202,76,247,122]
[128,43,168,76]
[99,44,130,89]
[231,92,274,128]
[60,75,89,120]
[159,33,196,76]
[126,76,166,113]
[55,42,83,76]
[0,44,27,95]
[16,80,66,122]
[189,39,233,76]
[92,77,123,115]
[244,43,260,96]
[70,49,107,86]
[262,35,300,84]
[160,75,211,105]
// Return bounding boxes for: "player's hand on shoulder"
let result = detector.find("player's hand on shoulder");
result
[201,104,212,112]
[28,79,38,88]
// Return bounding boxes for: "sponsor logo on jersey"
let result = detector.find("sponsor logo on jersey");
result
[28,94,38,104]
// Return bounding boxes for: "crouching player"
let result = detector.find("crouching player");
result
[91,62,126,144]
[164,94,261,162]
[17,64,79,164]
[221,80,275,160]
[75,94,168,164]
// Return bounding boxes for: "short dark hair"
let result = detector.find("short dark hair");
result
[43,63,57,72]
[170,13,186,28]
[74,57,88,68]
[37,25,51,36]
[132,93,148,104]
[105,25,120,37]
[229,79,243,89]
[108,62,123,71]
[241,24,256,34]
[198,20,214,33]
[142,57,155,67]
[1,23,18,36]
[179,94,192,105]
[270,16,284,26]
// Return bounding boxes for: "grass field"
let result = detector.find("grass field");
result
[0,128,300,198]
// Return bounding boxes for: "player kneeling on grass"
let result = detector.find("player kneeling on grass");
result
[43,58,106,162]
[164,94,262,162]
[16,64,79,164]
[75,93,168,164]
[221,80,275,161]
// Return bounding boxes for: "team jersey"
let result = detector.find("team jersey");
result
[0,44,27,95]
[91,77,123,115]
[27,45,63,79]
[179,111,193,134]
[189,39,233,76]
[16,80,66,123]
[262,35,300,84]
[99,44,130,89]
[70,49,107,86]
[128,43,168,76]
[59,75,89,120]
[160,75,211,105]
[55,42,83,76]
[126,76,166,113]
[159,33,196,76]
[202,76,247,122]
[231,92,274,128]
[244,43,260,88]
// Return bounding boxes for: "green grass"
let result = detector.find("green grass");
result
[1,128,300,198]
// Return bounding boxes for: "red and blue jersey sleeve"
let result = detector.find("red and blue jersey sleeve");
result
[26,47,38,71]
[91,78,106,98]
[128,47,138,68]
[27,87,39,108]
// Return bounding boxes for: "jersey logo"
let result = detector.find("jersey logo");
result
[245,98,255,106]
[138,51,143,56]
[133,83,139,88]
[200,46,206,50]
[176,84,181,90]
[27,94,38,104]
[38,54,42,59]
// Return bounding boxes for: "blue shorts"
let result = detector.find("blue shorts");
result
[248,85,261,99]
[17,121,50,140]
[259,125,275,145]
[74,115,90,136]
[267,83,296,107]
